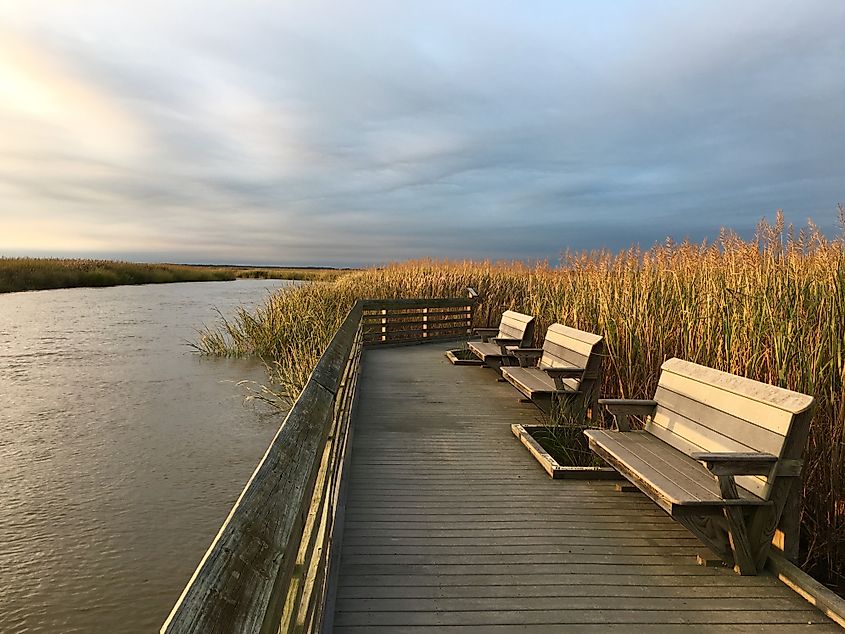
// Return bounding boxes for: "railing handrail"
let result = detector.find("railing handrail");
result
[161,295,476,633]
[161,301,364,634]
[360,296,475,310]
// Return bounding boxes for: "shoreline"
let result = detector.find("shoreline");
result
[0,258,350,294]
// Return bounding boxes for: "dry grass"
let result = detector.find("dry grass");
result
[0,259,354,293]
[196,211,845,588]
[0,258,236,293]
[230,267,352,282]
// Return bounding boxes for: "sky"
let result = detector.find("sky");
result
[0,1,843,266]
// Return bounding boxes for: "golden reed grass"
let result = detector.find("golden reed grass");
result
[197,211,844,588]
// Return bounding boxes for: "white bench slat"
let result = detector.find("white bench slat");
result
[497,310,535,347]
[503,367,580,396]
[662,358,815,414]
[647,412,769,499]
[661,361,811,429]
[501,310,534,325]
[653,360,814,501]
[539,340,589,369]
[585,430,767,511]
[653,386,786,455]
[544,324,600,359]
[467,341,506,362]
[658,370,793,437]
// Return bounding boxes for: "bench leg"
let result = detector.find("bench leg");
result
[717,475,758,575]
[748,475,803,571]
[723,506,757,575]
[532,394,553,415]
[677,505,760,575]
[676,513,735,570]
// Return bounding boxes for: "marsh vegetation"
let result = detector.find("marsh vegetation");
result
[197,212,845,590]
[0,258,352,293]
[0,258,236,293]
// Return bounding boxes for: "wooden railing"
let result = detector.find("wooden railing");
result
[161,295,475,634]
[361,296,476,346]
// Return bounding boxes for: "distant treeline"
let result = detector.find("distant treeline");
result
[0,258,352,293]
[232,267,350,282]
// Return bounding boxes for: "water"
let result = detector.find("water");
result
[0,280,290,633]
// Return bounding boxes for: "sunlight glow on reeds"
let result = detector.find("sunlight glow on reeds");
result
[197,211,845,588]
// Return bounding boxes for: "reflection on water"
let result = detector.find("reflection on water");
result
[0,280,288,633]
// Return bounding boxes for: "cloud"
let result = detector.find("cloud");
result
[0,0,843,265]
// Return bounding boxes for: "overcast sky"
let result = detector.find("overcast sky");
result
[1,1,843,266]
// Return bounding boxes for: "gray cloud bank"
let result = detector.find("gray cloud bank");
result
[0,0,843,265]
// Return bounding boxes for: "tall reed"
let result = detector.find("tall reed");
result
[197,212,845,588]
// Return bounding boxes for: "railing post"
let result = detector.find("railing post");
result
[466,288,478,337]
[422,307,428,338]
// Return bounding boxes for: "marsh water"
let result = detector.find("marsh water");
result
[0,279,289,633]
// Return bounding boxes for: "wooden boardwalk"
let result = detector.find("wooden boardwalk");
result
[331,342,839,633]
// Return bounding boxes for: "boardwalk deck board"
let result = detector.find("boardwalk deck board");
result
[332,342,838,632]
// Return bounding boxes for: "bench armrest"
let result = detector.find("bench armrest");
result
[506,347,543,367]
[492,336,521,348]
[544,366,584,390]
[598,399,658,432]
[473,327,499,343]
[692,452,778,476]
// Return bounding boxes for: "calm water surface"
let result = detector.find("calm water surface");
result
[0,280,289,633]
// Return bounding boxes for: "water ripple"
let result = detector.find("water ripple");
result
[0,280,286,633]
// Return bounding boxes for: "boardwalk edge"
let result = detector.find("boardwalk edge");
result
[768,553,845,629]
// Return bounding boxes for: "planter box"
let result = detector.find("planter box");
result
[511,423,622,480]
[445,348,483,366]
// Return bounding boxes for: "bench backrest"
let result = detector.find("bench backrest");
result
[497,310,535,347]
[539,324,604,399]
[648,358,814,500]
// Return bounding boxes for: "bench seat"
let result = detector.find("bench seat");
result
[467,341,510,365]
[585,430,769,513]
[500,323,603,415]
[587,357,814,575]
[501,366,580,396]
[469,310,535,369]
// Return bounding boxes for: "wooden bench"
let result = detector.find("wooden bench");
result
[500,324,604,415]
[585,358,814,575]
[468,310,535,369]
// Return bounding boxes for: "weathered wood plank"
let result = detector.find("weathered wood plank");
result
[332,624,842,634]
[336,582,797,599]
[332,625,843,634]
[333,342,833,630]
[333,607,831,626]
[335,595,817,612]
[658,368,795,436]
[661,357,815,414]
[361,298,475,310]
[337,571,785,587]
